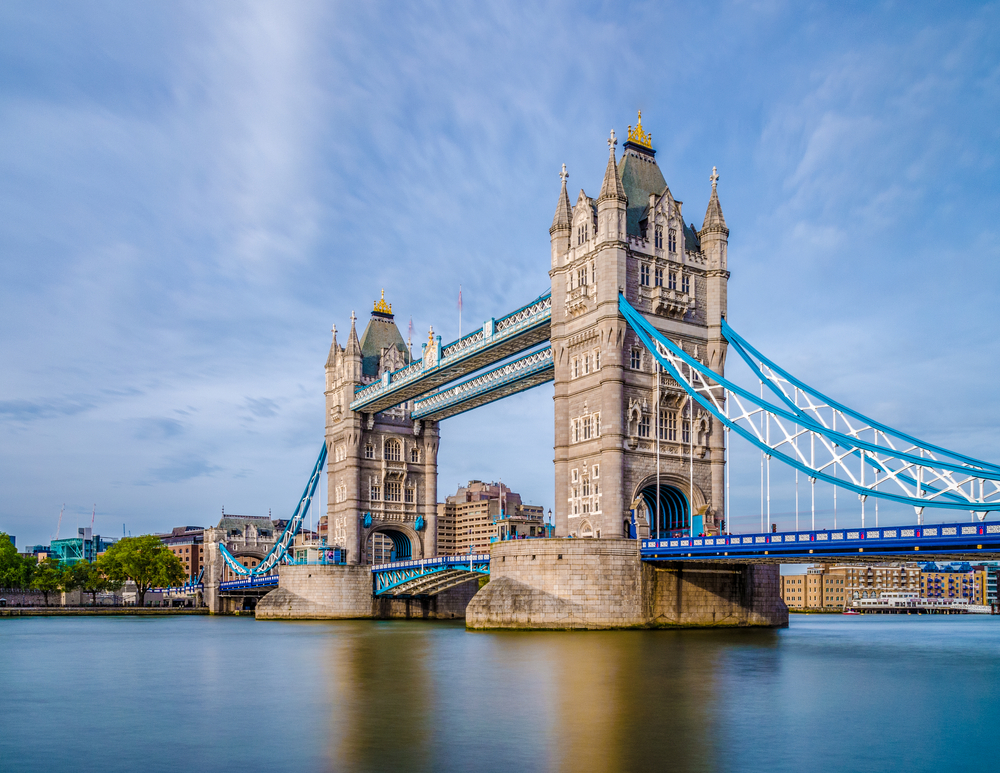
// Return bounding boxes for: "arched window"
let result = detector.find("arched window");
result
[580,521,594,538]
[385,440,401,461]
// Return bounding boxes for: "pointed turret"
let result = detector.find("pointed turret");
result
[598,130,627,203]
[550,164,572,232]
[345,311,361,357]
[702,167,728,235]
[326,324,340,369]
[549,164,572,269]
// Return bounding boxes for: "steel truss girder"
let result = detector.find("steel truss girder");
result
[411,346,554,420]
[218,442,327,577]
[372,555,490,596]
[619,295,1000,514]
[350,293,552,414]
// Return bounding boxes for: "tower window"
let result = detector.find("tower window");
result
[578,268,587,287]
[410,447,419,463]
[654,267,663,287]
[583,354,590,375]
[640,264,650,286]
[668,272,677,290]
[405,487,415,504]
[668,228,677,252]
[370,483,381,501]
[630,348,642,370]
[591,263,596,284]
[577,223,589,245]
[682,419,691,444]
[655,225,663,250]
[661,410,677,441]
[385,440,401,462]
[365,444,375,459]
[681,274,690,294]
[594,350,601,370]
[572,358,579,378]
[638,415,650,438]
[386,481,401,502]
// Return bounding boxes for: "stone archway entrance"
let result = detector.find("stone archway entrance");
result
[365,528,414,565]
[638,483,690,538]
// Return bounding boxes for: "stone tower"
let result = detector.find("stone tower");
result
[324,292,440,564]
[549,114,729,539]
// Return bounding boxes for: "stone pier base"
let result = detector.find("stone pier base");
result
[465,539,787,630]
[255,564,479,620]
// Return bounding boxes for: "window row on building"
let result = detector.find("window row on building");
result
[571,412,601,443]
[360,438,421,463]
[639,263,690,293]
[571,349,601,378]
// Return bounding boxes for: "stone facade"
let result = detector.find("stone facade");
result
[255,564,478,620]
[466,539,787,629]
[325,298,440,565]
[549,115,729,540]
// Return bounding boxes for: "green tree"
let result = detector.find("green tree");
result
[75,560,118,606]
[101,535,185,607]
[30,557,64,606]
[0,532,25,588]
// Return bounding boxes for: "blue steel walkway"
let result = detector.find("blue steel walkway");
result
[372,554,490,596]
[641,520,1000,563]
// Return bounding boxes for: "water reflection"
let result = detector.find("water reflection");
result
[3,616,1000,773]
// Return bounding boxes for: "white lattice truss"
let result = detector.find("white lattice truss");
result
[619,295,1000,517]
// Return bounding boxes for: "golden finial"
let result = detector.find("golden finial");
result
[627,110,652,149]
[373,289,392,315]
[427,325,434,346]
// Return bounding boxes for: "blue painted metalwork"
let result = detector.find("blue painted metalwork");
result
[218,575,279,591]
[363,512,373,528]
[410,345,554,420]
[217,442,327,576]
[641,520,1000,562]
[619,294,1000,514]
[414,516,425,531]
[371,554,490,596]
[350,293,552,414]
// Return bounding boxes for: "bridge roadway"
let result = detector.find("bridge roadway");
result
[350,293,551,414]
[371,554,490,596]
[641,519,1000,564]
[411,346,553,420]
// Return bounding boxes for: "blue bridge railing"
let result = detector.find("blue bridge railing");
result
[641,520,1000,562]
[372,554,490,596]
[219,575,279,591]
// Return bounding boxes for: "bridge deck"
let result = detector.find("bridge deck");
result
[411,346,553,420]
[641,520,1000,563]
[350,294,550,414]
[372,554,490,596]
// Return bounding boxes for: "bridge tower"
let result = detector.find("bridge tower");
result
[549,115,729,539]
[325,294,440,564]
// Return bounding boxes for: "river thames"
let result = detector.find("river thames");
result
[2,614,999,772]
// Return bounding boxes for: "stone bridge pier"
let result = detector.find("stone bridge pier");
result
[466,539,787,629]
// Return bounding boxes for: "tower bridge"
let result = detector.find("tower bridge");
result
[217,113,1000,627]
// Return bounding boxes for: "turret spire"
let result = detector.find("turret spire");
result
[598,129,626,203]
[550,163,572,233]
[345,311,361,357]
[326,323,339,368]
[703,166,728,234]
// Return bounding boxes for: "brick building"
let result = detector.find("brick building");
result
[436,480,546,555]
[158,526,205,582]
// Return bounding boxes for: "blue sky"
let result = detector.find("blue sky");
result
[1,1,998,546]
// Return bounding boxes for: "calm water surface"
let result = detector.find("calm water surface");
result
[2,614,999,772]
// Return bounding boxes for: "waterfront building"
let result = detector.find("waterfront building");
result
[436,480,546,555]
[780,567,849,609]
[157,526,206,582]
[919,563,986,605]
[48,528,116,565]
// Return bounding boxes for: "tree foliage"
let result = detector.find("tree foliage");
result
[0,532,34,589]
[74,560,119,606]
[30,557,64,606]
[100,535,185,606]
